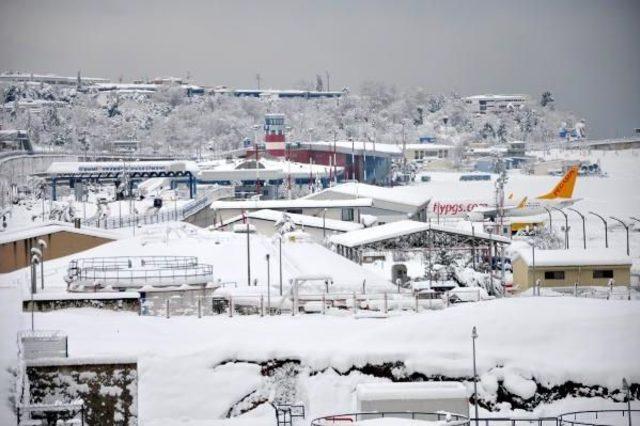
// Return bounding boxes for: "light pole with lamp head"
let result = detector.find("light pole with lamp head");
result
[265,254,271,315]
[566,208,586,249]
[527,240,537,294]
[322,208,327,239]
[551,207,569,249]
[471,326,479,426]
[588,211,608,248]
[609,216,630,255]
[37,239,47,290]
[542,206,553,231]
[30,252,41,331]
[278,234,283,296]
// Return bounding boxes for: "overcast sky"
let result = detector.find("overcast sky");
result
[1,0,638,138]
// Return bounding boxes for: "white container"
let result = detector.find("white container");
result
[356,381,469,417]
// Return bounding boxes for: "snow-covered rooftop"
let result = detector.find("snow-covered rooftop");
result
[515,248,632,267]
[240,209,364,232]
[0,221,121,245]
[403,143,454,151]
[331,220,510,248]
[307,182,432,208]
[210,198,373,210]
[46,161,199,175]
[298,140,403,157]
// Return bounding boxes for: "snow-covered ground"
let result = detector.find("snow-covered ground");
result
[0,285,638,424]
[1,148,639,424]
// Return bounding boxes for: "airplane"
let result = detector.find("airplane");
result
[465,165,580,221]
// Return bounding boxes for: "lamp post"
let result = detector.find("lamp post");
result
[322,208,327,239]
[551,207,569,249]
[30,253,41,331]
[531,241,536,292]
[589,211,608,248]
[265,254,271,315]
[567,208,586,249]
[471,326,479,426]
[37,239,47,290]
[609,216,630,255]
[245,211,251,287]
[278,235,283,296]
[542,206,553,232]
[622,378,632,426]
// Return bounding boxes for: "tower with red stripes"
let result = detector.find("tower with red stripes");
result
[264,113,286,157]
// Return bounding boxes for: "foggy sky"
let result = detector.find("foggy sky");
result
[1,0,638,138]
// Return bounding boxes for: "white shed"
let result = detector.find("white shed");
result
[355,381,469,417]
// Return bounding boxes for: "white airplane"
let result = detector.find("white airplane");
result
[465,165,580,221]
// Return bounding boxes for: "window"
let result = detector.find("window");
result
[544,271,565,280]
[593,270,614,279]
[341,208,354,222]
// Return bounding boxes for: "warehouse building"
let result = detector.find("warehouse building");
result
[512,248,632,290]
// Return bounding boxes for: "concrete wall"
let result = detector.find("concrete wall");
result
[26,359,137,425]
[512,257,631,289]
[0,231,115,273]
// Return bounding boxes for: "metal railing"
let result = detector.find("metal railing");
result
[312,411,469,425]
[80,186,232,229]
[472,417,559,426]
[558,410,639,426]
[66,255,212,289]
[141,291,448,317]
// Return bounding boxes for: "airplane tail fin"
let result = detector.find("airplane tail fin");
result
[537,165,579,199]
[516,196,528,208]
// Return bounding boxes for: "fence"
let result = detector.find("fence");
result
[140,291,448,318]
[312,411,469,425]
[66,255,213,289]
[526,284,636,301]
[80,186,231,229]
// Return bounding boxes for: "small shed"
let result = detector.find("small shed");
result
[355,381,468,416]
[512,248,632,290]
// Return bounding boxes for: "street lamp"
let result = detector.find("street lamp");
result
[526,240,537,293]
[588,212,608,248]
[322,208,327,239]
[37,239,47,290]
[609,216,630,255]
[471,326,479,426]
[551,207,569,249]
[567,208,586,249]
[278,235,283,296]
[542,206,553,232]
[245,210,251,287]
[265,254,271,315]
[30,252,41,331]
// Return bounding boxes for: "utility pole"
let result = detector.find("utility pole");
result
[471,326,479,426]
[245,211,251,287]
[266,254,271,315]
[325,71,330,92]
[278,236,283,296]
[256,73,261,90]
